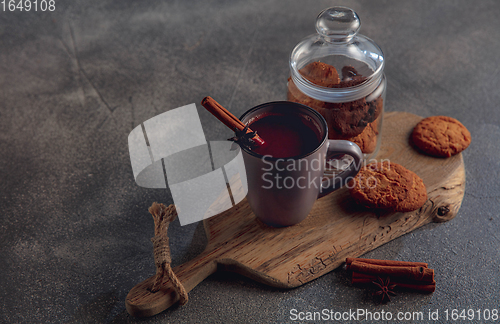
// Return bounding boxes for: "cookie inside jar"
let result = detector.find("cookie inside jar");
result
[287,61,384,155]
[288,6,386,160]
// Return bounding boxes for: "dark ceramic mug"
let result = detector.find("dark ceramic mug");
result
[240,101,363,227]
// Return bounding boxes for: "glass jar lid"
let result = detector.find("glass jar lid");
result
[290,7,384,102]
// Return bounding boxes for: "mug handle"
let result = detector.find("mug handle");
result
[318,140,363,198]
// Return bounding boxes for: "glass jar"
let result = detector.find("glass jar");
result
[288,7,386,160]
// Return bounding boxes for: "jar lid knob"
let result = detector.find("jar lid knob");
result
[315,7,360,42]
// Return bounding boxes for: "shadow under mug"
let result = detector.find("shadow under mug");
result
[240,101,363,227]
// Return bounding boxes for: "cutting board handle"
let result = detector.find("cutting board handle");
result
[126,248,218,317]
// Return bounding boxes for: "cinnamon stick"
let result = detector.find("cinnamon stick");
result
[351,273,436,293]
[349,261,434,283]
[201,96,265,146]
[346,257,428,269]
[352,272,436,286]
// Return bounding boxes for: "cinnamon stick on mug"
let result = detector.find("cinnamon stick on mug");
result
[201,96,265,146]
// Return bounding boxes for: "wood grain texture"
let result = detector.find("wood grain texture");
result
[126,112,465,317]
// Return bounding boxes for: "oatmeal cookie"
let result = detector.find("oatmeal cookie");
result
[411,116,471,157]
[349,161,427,212]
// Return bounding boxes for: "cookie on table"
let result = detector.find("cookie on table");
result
[349,161,427,212]
[411,116,471,157]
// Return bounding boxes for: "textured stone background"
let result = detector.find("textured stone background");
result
[1,1,499,323]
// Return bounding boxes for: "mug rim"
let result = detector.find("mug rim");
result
[239,101,328,161]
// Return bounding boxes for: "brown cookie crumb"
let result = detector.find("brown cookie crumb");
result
[349,161,427,212]
[411,116,471,157]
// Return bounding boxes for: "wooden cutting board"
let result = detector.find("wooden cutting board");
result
[126,112,465,317]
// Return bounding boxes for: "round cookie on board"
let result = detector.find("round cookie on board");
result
[349,161,427,212]
[411,116,471,157]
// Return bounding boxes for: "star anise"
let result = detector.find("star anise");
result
[372,277,397,303]
[228,124,258,150]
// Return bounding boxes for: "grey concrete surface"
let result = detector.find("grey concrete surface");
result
[1,0,499,323]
